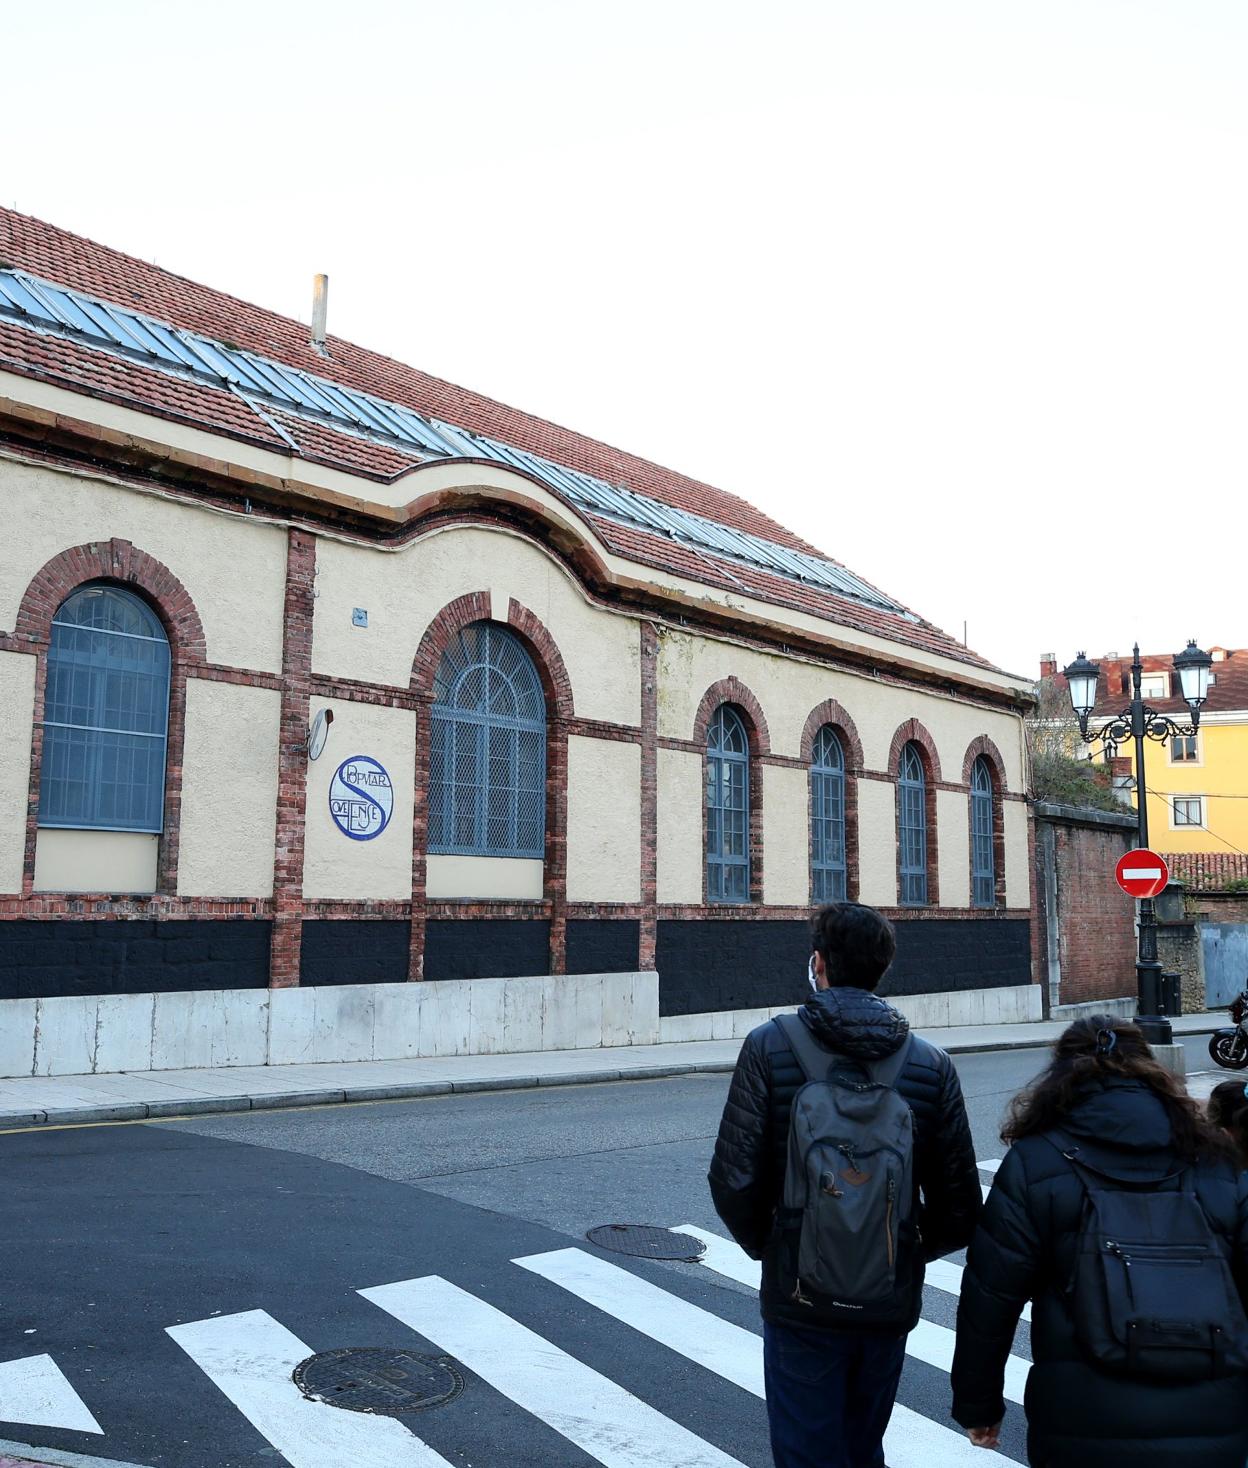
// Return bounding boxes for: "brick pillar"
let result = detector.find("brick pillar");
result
[269,529,316,988]
[547,722,568,975]
[639,623,659,969]
[409,696,431,980]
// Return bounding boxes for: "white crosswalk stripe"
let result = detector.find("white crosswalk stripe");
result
[675,1221,1032,1403]
[517,1246,993,1467]
[167,1309,455,1468]
[360,1274,748,1468]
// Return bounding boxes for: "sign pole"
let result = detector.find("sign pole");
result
[1128,650,1172,1044]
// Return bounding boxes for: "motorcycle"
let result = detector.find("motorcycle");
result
[1208,988,1248,1070]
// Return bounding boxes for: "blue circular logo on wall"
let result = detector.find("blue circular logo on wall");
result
[329,755,394,841]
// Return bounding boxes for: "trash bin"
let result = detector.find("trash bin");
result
[1160,971,1182,1017]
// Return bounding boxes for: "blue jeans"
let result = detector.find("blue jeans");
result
[763,1320,907,1468]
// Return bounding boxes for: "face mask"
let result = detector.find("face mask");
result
[808,955,819,993]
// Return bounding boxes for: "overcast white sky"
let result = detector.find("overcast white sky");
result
[6,1,1245,678]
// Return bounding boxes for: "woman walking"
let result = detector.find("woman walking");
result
[951,1016,1248,1467]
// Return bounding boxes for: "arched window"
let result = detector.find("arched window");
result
[707,705,750,904]
[429,622,546,857]
[897,741,928,906]
[38,584,171,832]
[971,755,996,908]
[811,725,846,902]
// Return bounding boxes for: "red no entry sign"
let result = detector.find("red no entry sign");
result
[1115,848,1170,900]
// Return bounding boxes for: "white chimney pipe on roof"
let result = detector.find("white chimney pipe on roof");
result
[311,274,328,350]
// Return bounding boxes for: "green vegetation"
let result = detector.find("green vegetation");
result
[1030,753,1127,813]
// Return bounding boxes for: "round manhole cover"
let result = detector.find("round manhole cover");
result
[293,1348,464,1416]
[586,1224,707,1261]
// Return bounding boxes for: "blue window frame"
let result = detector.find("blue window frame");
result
[428,622,546,858]
[38,584,171,833]
[898,741,928,906]
[971,755,996,908]
[811,725,847,902]
[707,705,750,904]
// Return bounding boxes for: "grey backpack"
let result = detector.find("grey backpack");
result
[776,1014,916,1308]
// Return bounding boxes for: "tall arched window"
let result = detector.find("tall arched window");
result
[971,755,996,908]
[811,725,846,902]
[897,741,928,906]
[707,705,750,904]
[429,622,546,857]
[38,584,171,832]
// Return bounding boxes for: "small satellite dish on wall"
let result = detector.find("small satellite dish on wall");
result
[307,707,334,761]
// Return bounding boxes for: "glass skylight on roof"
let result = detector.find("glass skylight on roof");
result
[0,266,914,620]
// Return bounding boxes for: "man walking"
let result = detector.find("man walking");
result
[709,902,981,1468]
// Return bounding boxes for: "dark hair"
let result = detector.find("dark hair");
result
[1003,1015,1232,1162]
[811,903,896,991]
[1207,1080,1248,1167]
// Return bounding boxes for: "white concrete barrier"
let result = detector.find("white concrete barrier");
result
[657,983,1043,1044]
[2,971,659,1079]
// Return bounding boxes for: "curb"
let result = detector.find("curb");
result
[0,1437,154,1468]
[0,1029,1219,1131]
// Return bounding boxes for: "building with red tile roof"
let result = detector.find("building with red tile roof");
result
[0,207,1038,1070]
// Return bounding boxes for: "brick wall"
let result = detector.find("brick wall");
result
[1035,802,1138,1008]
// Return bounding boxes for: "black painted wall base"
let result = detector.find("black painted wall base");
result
[656,917,1032,1017]
[424,919,551,982]
[0,920,271,1001]
[567,920,640,976]
[300,920,411,986]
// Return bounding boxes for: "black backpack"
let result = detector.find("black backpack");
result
[1049,1133,1248,1381]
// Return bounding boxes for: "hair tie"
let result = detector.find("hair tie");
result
[1095,1028,1118,1056]
[1242,1082,1248,1100]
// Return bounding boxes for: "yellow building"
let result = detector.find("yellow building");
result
[1082,648,1248,857]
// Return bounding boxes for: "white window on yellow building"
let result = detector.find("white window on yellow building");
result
[1170,734,1200,763]
[1170,795,1205,828]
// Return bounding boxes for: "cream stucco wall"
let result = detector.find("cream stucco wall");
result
[0,651,34,894]
[856,780,899,907]
[0,458,287,673]
[566,736,642,903]
[34,830,159,893]
[426,856,544,900]
[763,764,809,906]
[303,697,416,901]
[936,788,972,909]
[177,680,280,897]
[657,747,703,904]
[1004,802,1030,911]
[656,628,1025,785]
[312,525,641,725]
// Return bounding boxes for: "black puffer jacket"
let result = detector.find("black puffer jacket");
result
[708,986,981,1329]
[951,1078,1248,1468]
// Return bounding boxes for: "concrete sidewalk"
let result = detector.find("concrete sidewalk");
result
[0,1012,1223,1130]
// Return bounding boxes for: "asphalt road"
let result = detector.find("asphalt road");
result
[0,1033,1219,1468]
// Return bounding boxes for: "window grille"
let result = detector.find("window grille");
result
[428,622,546,857]
[971,755,996,908]
[707,705,750,904]
[38,584,171,832]
[897,741,928,906]
[811,725,847,902]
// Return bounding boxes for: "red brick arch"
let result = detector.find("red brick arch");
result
[692,677,770,755]
[801,699,863,902]
[887,718,942,782]
[963,735,1008,908]
[15,538,207,660]
[961,734,1008,792]
[800,698,864,770]
[15,539,206,898]
[888,718,941,907]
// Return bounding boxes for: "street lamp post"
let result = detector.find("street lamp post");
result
[1062,641,1213,1046]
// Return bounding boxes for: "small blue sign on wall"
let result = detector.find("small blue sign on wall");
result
[329,755,393,841]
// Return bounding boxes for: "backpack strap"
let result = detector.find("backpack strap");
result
[774,1013,913,1090]
[1044,1131,1185,1191]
